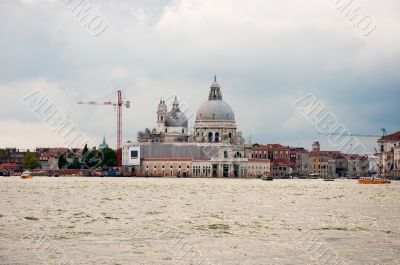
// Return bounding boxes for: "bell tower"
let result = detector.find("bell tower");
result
[156,99,167,133]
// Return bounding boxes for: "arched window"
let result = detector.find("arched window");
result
[208,132,213,143]
[215,132,220,142]
[165,128,168,133]
[224,151,228,158]
[182,129,185,133]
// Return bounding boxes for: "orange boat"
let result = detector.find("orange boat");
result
[358,177,390,184]
[20,171,33,179]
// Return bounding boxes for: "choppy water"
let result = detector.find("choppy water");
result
[0,177,399,265]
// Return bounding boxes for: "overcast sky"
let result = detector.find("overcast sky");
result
[0,0,399,152]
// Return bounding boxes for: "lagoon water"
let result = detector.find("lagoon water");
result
[0,177,399,265]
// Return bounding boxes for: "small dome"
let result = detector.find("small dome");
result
[165,97,188,127]
[166,111,188,127]
[196,100,235,121]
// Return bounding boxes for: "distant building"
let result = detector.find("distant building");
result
[99,137,109,149]
[0,148,34,170]
[312,141,320,152]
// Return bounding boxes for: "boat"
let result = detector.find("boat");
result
[358,176,390,184]
[0,171,10,177]
[323,178,335,181]
[261,175,273,181]
[21,171,33,179]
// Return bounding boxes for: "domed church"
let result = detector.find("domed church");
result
[124,77,269,178]
[193,76,243,145]
[137,96,189,143]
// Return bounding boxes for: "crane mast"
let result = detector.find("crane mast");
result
[117,90,122,151]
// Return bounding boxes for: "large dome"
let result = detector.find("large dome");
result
[196,100,235,121]
[195,77,235,121]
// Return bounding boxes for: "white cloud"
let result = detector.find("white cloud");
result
[0,0,399,151]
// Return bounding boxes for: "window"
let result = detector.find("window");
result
[224,151,228,158]
[208,132,213,143]
[215,132,220,142]
[131,150,138,159]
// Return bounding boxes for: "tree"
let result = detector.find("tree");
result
[58,154,68,169]
[82,144,89,157]
[68,157,81,169]
[23,151,41,170]
[82,149,103,169]
[100,148,117,168]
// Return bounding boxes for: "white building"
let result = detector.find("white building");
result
[377,131,400,176]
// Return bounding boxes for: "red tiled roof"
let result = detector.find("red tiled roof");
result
[0,163,18,169]
[379,131,400,142]
[252,144,289,150]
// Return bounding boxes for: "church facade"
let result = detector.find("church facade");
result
[122,77,270,178]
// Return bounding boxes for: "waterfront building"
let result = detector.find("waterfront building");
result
[345,154,368,178]
[0,148,29,165]
[249,144,290,162]
[309,151,331,178]
[289,147,310,177]
[270,161,291,178]
[377,131,400,177]
[122,78,270,178]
